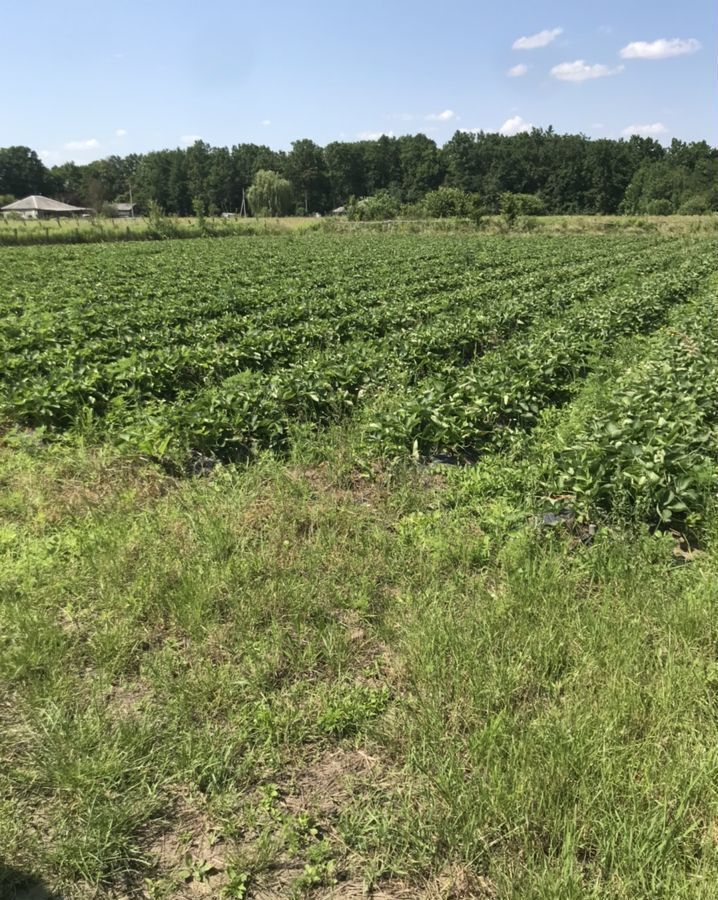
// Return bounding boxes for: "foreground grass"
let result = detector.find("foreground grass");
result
[2,430,718,898]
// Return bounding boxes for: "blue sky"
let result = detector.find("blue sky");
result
[3,0,715,164]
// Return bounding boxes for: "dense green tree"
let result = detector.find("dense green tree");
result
[83,156,135,202]
[0,146,49,198]
[397,134,444,203]
[619,139,718,215]
[185,140,211,209]
[230,143,285,210]
[443,131,483,194]
[286,139,328,213]
[133,151,173,211]
[247,169,293,216]
[585,140,632,214]
[167,151,191,215]
[2,129,715,218]
[48,161,85,205]
[206,146,236,213]
[324,142,367,207]
[364,135,402,196]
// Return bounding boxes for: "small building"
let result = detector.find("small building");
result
[1,195,89,220]
[331,206,347,216]
[111,202,136,218]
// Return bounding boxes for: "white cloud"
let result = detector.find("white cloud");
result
[180,134,202,146]
[507,63,528,77]
[499,115,532,136]
[261,119,271,126]
[426,109,457,122]
[115,128,127,137]
[356,130,394,140]
[551,60,624,82]
[513,27,562,50]
[65,138,101,150]
[620,38,700,60]
[622,122,668,137]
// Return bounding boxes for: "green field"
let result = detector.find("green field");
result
[2,230,718,899]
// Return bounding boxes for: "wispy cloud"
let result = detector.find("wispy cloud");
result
[499,115,532,136]
[261,119,271,126]
[551,60,624,82]
[115,128,127,137]
[356,130,394,140]
[513,27,562,50]
[620,38,700,60]
[65,138,101,150]
[426,109,457,122]
[622,122,668,137]
[507,63,528,77]
[180,134,202,146]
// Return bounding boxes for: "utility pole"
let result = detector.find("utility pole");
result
[128,181,135,218]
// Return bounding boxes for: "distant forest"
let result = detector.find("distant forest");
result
[1,129,717,216]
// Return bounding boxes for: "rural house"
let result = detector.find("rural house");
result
[1,195,89,219]
[111,202,136,218]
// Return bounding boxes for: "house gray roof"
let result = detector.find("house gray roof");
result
[112,202,136,212]
[1,195,88,212]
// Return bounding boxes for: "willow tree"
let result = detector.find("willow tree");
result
[247,169,292,217]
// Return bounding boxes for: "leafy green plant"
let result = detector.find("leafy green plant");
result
[347,190,400,221]
[553,296,718,527]
[179,853,217,883]
[223,868,252,898]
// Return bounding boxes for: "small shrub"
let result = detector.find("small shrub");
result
[347,191,400,221]
[422,186,482,224]
[645,198,673,216]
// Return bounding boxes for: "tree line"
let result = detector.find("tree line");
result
[1,129,717,217]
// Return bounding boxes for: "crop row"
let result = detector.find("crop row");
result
[1,234,661,435]
[114,241,708,461]
[5,248,652,431]
[364,242,718,457]
[2,234,715,470]
[2,233,647,367]
[551,279,718,527]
